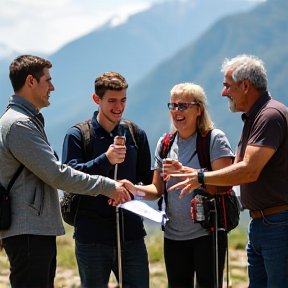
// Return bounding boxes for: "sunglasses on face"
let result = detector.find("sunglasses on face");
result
[167,102,199,111]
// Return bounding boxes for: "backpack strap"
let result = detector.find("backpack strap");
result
[120,119,148,186]
[65,119,92,226]
[74,119,93,162]
[120,119,138,148]
[196,130,212,171]
[157,131,177,214]
[159,131,177,159]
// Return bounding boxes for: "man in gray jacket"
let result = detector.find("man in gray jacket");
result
[0,55,131,288]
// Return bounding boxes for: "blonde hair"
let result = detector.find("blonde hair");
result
[170,83,214,135]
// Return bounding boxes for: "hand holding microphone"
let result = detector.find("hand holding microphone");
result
[106,135,126,165]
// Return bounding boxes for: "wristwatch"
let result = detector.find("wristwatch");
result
[197,170,205,186]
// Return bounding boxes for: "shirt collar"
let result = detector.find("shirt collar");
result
[241,91,271,122]
[91,111,122,137]
[8,95,39,116]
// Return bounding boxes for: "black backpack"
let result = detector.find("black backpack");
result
[60,119,140,226]
[157,130,240,232]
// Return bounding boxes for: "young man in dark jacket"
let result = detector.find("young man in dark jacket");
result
[62,71,153,288]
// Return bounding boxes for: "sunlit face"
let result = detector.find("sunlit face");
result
[222,70,245,112]
[32,67,55,110]
[170,93,201,138]
[96,89,127,125]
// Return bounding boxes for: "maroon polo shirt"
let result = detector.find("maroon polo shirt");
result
[237,91,288,211]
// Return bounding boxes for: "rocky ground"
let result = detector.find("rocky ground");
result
[0,251,248,288]
[0,263,166,288]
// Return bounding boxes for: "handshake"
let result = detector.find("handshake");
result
[108,179,146,206]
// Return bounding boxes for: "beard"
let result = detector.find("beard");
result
[228,97,237,112]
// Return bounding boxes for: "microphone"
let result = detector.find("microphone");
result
[114,135,126,146]
[113,135,126,181]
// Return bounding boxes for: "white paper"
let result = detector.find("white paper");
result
[119,200,168,223]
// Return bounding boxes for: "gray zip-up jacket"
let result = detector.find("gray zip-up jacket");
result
[0,95,116,239]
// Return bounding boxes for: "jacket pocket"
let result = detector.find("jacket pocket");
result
[28,182,44,215]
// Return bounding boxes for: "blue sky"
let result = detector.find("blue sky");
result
[0,0,161,55]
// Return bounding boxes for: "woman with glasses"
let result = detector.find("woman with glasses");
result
[123,82,234,287]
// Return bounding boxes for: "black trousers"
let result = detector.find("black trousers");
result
[2,234,57,288]
[164,232,227,288]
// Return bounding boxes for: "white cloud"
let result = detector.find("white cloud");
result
[0,0,159,55]
[0,0,265,56]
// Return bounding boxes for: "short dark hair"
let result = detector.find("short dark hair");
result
[9,55,52,92]
[94,71,128,99]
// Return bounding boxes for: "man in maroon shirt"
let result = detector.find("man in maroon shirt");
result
[166,54,288,288]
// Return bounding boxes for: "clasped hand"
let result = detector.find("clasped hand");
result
[108,179,145,206]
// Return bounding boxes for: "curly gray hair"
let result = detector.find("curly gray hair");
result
[221,54,267,91]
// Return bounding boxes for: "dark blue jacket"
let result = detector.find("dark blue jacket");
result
[62,111,153,244]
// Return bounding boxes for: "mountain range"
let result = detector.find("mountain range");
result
[125,0,288,151]
[0,0,258,154]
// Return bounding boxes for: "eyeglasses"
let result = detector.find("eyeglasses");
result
[167,102,199,111]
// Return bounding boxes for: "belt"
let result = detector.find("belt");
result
[249,204,288,219]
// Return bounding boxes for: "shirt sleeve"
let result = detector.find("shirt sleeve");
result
[153,135,165,170]
[209,129,235,163]
[8,119,116,197]
[248,107,286,150]
[62,126,112,176]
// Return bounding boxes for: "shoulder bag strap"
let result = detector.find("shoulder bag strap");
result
[7,164,25,193]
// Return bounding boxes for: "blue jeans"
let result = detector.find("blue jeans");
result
[247,211,288,288]
[75,238,149,288]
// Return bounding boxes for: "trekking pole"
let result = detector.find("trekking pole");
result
[226,240,232,288]
[116,194,122,288]
[114,135,126,288]
[212,197,219,288]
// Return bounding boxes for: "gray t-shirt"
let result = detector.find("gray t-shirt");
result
[154,129,234,240]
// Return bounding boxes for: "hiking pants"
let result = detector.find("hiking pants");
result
[2,234,56,288]
[164,233,227,288]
